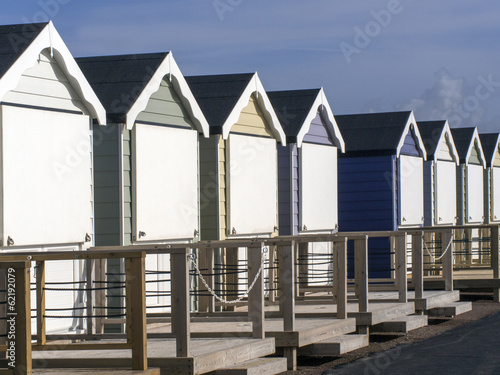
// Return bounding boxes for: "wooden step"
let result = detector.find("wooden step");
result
[427,301,472,317]
[371,315,428,333]
[297,334,368,356]
[214,357,287,375]
[413,290,460,311]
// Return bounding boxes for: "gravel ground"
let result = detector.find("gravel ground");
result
[281,293,500,375]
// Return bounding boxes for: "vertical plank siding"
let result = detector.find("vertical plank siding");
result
[93,125,121,246]
[123,129,133,245]
[199,136,220,240]
[278,144,299,236]
[278,145,292,235]
[423,161,434,227]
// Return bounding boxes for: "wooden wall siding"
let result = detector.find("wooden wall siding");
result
[423,161,434,227]
[219,137,227,239]
[123,129,133,245]
[231,95,273,137]
[436,135,455,161]
[2,49,89,114]
[277,144,299,235]
[493,149,500,167]
[136,78,194,128]
[93,125,121,246]
[302,111,335,146]
[456,165,466,225]
[199,136,220,240]
[469,144,482,165]
[491,167,500,221]
[338,155,396,232]
[485,168,491,223]
[400,129,421,156]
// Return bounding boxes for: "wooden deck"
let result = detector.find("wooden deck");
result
[32,338,276,375]
[149,317,356,348]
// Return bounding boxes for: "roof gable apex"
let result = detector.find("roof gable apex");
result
[0,22,105,124]
[126,52,209,136]
[295,88,345,151]
[396,112,427,160]
[221,73,285,143]
[479,133,500,167]
[465,129,486,168]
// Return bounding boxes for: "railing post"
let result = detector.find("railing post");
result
[278,242,295,331]
[442,230,454,291]
[85,259,94,336]
[171,250,190,357]
[412,233,424,301]
[278,241,296,371]
[198,248,215,313]
[125,253,147,370]
[395,233,408,303]
[95,258,106,334]
[354,236,369,313]
[225,247,238,311]
[297,242,308,296]
[334,238,348,320]
[36,260,46,346]
[491,225,500,302]
[248,244,265,339]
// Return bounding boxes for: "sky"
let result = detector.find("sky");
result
[2,0,500,132]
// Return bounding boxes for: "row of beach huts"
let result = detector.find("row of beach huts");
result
[0,21,499,374]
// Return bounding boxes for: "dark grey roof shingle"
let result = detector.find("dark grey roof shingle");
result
[0,23,47,80]
[335,111,412,156]
[479,133,500,167]
[450,127,476,163]
[186,73,254,133]
[267,89,320,143]
[417,120,447,159]
[76,53,168,123]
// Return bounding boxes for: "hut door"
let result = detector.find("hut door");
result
[435,161,457,224]
[466,165,484,223]
[493,167,500,221]
[299,143,338,231]
[227,134,277,235]
[1,105,92,246]
[134,124,198,241]
[399,155,424,226]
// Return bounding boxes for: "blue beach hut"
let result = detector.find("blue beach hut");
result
[335,111,427,278]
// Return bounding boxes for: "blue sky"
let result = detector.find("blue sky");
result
[3,0,500,132]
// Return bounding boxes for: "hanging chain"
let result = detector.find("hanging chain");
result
[188,247,268,304]
[424,234,454,262]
